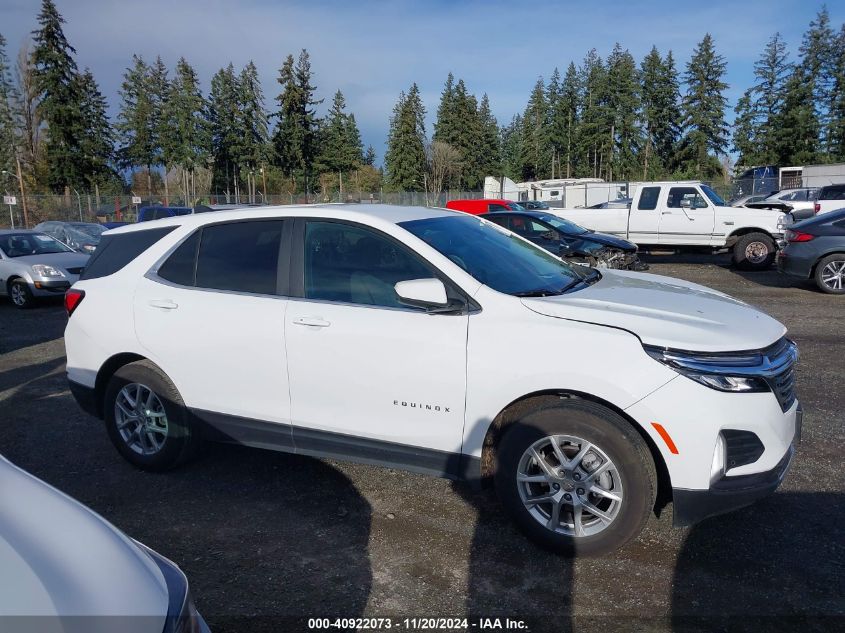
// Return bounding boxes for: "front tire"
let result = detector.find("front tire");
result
[104,360,200,471]
[9,279,35,309]
[732,232,776,270]
[494,400,656,556]
[814,254,845,294]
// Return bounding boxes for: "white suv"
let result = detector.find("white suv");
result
[65,205,801,555]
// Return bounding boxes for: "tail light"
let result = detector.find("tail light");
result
[64,289,85,316]
[814,202,820,214]
[785,230,815,243]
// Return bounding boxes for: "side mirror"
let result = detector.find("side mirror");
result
[395,278,449,310]
[680,198,693,210]
[558,244,575,258]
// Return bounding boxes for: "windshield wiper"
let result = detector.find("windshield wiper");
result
[515,277,585,297]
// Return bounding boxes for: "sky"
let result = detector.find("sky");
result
[2,0,843,165]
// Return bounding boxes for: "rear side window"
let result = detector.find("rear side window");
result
[638,187,660,210]
[80,227,176,280]
[157,231,200,286]
[821,186,845,200]
[195,221,284,295]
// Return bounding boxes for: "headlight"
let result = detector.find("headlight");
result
[31,264,66,278]
[644,345,770,393]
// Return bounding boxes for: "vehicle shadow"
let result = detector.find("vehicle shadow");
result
[671,492,844,632]
[0,297,66,355]
[729,269,823,293]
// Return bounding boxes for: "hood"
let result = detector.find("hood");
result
[521,269,786,352]
[13,252,90,270]
[563,231,637,253]
[0,456,168,623]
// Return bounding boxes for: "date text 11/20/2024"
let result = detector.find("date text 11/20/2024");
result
[307,618,529,630]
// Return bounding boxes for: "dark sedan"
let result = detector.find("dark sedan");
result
[777,207,845,294]
[485,210,648,270]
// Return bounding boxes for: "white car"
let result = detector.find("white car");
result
[64,205,801,555]
[0,454,208,633]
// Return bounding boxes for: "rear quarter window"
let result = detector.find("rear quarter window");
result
[80,227,176,280]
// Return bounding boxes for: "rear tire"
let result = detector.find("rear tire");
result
[732,232,776,270]
[9,279,34,309]
[494,400,656,557]
[104,360,200,471]
[814,254,845,294]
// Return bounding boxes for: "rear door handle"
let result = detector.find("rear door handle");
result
[293,316,331,328]
[148,299,178,310]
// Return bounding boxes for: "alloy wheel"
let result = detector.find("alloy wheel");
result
[821,260,845,291]
[516,434,623,537]
[114,383,169,455]
[745,241,769,264]
[10,283,26,306]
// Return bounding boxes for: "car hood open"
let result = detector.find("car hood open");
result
[0,456,168,625]
[520,269,786,352]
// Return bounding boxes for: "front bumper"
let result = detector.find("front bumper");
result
[31,278,73,295]
[673,438,796,526]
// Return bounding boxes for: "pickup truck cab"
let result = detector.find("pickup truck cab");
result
[65,205,800,556]
[555,182,786,270]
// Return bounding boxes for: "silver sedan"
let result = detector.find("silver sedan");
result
[0,230,90,309]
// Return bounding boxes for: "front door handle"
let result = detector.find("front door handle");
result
[293,316,331,328]
[148,299,178,310]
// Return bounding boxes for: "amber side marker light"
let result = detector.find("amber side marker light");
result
[651,422,679,455]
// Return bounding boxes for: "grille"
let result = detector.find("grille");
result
[762,338,797,412]
[770,364,796,412]
[66,267,84,275]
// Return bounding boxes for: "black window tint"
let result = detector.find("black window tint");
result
[484,215,509,228]
[638,187,660,210]
[304,221,434,308]
[80,227,176,280]
[157,231,200,286]
[195,221,283,295]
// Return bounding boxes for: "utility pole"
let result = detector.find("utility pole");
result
[15,155,28,227]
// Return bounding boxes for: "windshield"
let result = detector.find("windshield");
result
[0,232,74,257]
[701,185,727,207]
[536,214,589,235]
[400,215,590,296]
[506,202,526,211]
[70,223,106,238]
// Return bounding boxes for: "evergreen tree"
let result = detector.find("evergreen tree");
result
[451,79,482,188]
[641,47,681,178]
[236,60,270,196]
[364,144,376,166]
[208,63,240,193]
[829,25,845,160]
[318,90,363,174]
[77,68,114,188]
[732,89,759,166]
[148,56,169,185]
[771,67,820,165]
[384,83,426,191]
[433,73,457,147]
[605,44,641,180]
[476,93,501,180]
[519,77,550,180]
[551,63,580,178]
[678,34,729,178]
[500,114,523,181]
[576,49,609,178]
[798,6,836,152]
[753,32,791,161]
[117,55,156,195]
[0,33,19,180]
[31,0,85,191]
[272,50,321,191]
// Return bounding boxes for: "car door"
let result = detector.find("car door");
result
[133,219,293,444]
[284,219,469,467]
[659,186,716,245]
[626,186,661,244]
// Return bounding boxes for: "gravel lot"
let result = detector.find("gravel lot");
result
[1,254,842,633]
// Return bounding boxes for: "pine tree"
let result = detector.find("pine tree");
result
[519,77,550,180]
[236,60,270,198]
[31,0,85,191]
[117,55,156,195]
[161,57,208,202]
[318,90,363,175]
[552,63,580,178]
[753,32,791,162]
[500,114,523,181]
[576,49,609,178]
[208,63,240,193]
[678,34,729,178]
[641,47,681,178]
[433,73,457,147]
[771,67,820,165]
[0,33,19,180]
[148,56,169,194]
[732,90,759,166]
[451,79,482,188]
[798,6,836,153]
[476,93,501,181]
[829,25,845,160]
[605,44,641,180]
[77,68,114,188]
[364,145,376,166]
[384,83,426,191]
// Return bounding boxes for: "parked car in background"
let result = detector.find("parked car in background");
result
[65,204,800,556]
[138,206,193,222]
[777,207,845,294]
[34,220,106,253]
[0,454,209,633]
[729,194,769,207]
[485,209,648,270]
[520,200,551,210]
[745,188,820,222]
[445,198,525,214]
[0,230,89,309]
[812,184,845,216]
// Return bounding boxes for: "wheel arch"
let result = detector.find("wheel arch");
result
[810,250,845,277]
[725,226,776,246]
[478,389,673,516]
[94,352,148,418]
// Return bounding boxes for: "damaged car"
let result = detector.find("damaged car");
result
[484,210,648,270]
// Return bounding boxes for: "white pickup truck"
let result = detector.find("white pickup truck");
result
[553,182,786,270]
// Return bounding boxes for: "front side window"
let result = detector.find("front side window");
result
[638,187,660,210]
[700,185,726,206]
[0,233,74,257]
[400,215,587,296]
[304,221,435,308]
[668,187,708,209]
[194,220,283,294]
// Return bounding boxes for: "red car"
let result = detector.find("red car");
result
[445,199,525,215]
